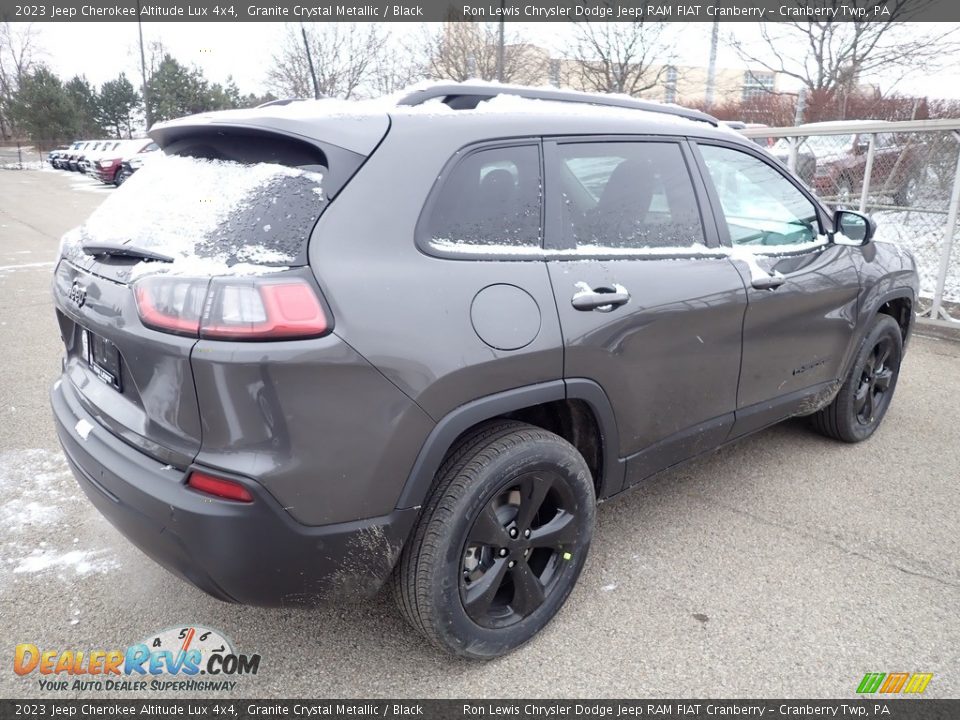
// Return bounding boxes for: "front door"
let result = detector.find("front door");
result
[692,141,862,438]
[544,137,748,491]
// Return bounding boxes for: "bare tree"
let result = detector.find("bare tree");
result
[368,32,430,97]
[422,20,548,85]
[266,23,384,100]
[0,22,42,140]
[731,2,960,101]
[567,19,676,96]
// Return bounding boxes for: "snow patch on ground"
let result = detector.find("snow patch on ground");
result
[1,160,49,171]
[13,548,118,576]
[0,449,119,580]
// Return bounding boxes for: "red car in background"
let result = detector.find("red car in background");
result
[94,140,158,185]
[778,123,925,207]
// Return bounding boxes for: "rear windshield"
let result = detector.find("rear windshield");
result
[61,154,326,277]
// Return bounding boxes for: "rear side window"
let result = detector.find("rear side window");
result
[556,142,704,250]
[425,145,542,253]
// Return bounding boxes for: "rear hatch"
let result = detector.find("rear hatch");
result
[54,112,389,467]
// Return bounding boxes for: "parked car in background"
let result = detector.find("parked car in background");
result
[51,83,918,660]
[66,141,94,171]
[48,145,72,169]
[115,145,161,185]
[773,123,924,207]
[724,121,774,148]
[95,140,158,185]
[55,141,83,169]
[75,141,104,173]
[80,140,123,175]
[771,138,818,186]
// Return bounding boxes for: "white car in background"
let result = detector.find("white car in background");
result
[78,139,124,175]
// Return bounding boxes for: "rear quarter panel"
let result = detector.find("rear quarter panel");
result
[307,117,564,422]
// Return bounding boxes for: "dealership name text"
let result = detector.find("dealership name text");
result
[35,1,893,19]
[460,3,892,18]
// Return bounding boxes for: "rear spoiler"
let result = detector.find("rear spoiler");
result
[150,109,389,156]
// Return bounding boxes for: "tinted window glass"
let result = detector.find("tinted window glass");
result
[556,142,704,250]
[427,145,541,251]
[61,154,327,281]
[699,144,820,247]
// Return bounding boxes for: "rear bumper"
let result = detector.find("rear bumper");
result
[51,378,418,606]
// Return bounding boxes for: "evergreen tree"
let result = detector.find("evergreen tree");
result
[146,54,213,123]
[63,75,102,138]
[98,73,140,138]
[9,66,74,151]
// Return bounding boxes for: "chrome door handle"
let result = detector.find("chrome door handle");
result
[751,273,786,290]
[572,283,630,312]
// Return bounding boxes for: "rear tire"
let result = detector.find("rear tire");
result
[393,420,595,659]
[811,315,903,443]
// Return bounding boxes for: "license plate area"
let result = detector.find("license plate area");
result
[80,327,122,391]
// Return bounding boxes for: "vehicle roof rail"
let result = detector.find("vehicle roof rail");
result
[256,98,311,108]
[395,83,719,126]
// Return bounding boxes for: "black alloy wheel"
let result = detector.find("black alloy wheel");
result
[854,335,896,426]
[394,420,596,659]
[460,469,583,629]
[811,314,903,443]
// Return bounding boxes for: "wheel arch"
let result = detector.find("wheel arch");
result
[875,291,913,344]
[842,286,915,380]
[395,379,623,512]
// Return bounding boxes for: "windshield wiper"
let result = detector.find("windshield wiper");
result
[81,242,174,263]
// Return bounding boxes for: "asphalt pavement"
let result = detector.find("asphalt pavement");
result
[0,167,957,699]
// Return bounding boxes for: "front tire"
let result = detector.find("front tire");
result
[393,421,596,659]
[811,315,903,443]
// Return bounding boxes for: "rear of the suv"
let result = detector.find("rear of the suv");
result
[51,109,435,604]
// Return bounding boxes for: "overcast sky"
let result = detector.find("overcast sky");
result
[29,21,960,100]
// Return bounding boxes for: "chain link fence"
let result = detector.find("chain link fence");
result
[742,119,960,328]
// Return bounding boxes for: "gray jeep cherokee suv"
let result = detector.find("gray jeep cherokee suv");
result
[51,83,918,659]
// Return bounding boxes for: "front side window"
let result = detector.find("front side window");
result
[556,141,704,251]
[426,145,541,252]
[699,144,821,247]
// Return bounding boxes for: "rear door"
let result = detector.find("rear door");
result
[692,140,861,437]
[544,137,748,491]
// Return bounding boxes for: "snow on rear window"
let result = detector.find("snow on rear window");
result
[61,154,325,276]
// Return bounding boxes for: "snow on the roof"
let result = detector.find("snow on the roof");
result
[156,81,714,127]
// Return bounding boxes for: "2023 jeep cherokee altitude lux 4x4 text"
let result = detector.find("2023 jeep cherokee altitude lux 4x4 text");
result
[51,83,918,659]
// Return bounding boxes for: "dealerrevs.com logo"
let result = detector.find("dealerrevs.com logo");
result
[14,625,261,692]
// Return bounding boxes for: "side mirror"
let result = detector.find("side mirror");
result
[834,210,876,246]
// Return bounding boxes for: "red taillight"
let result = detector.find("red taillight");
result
[187,471,253,502]
[134,274,330,341]
[202,280,328,339]
[134,277,206,336]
